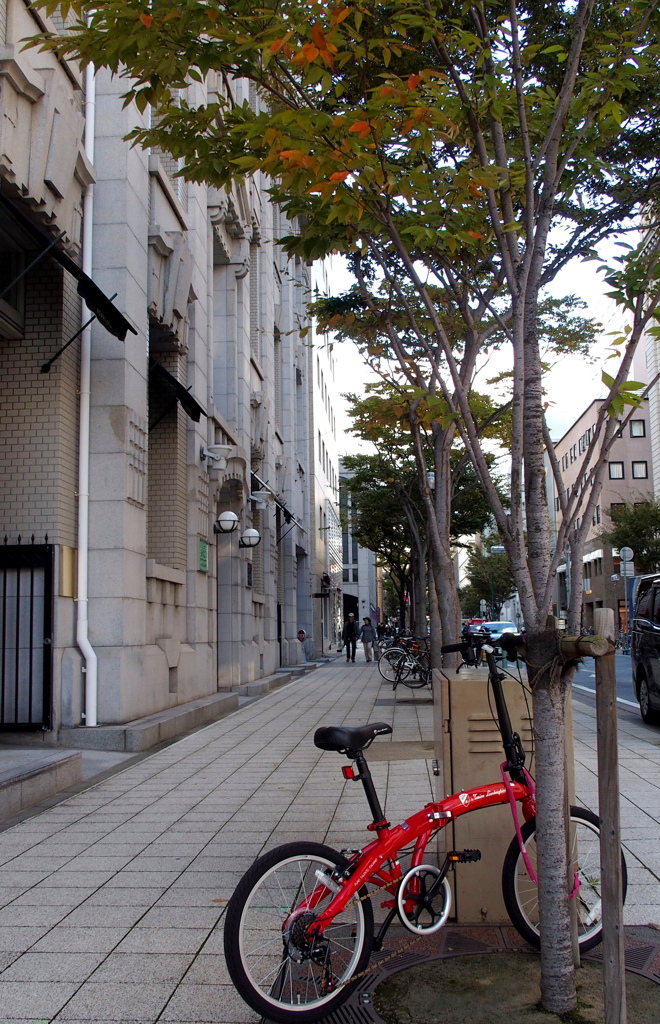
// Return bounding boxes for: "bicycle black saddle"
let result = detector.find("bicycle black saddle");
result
[314,722,393,753]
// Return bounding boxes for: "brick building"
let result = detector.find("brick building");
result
[0,2,338,744]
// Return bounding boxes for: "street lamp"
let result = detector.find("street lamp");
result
[214,511,239,534]
[239,528,261,549]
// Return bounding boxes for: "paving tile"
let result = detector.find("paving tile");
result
[84,888,166,907]
[136,907,222,929]
[61,905,149,928]
[159,983,260,1022]
[31,926,130,954]
[0,925,51,951]
[54,981,174,1020]
[89,952,194,984]
[0,981,78,1018]
[183,953,231,985]
[17,887,97,906]
[114,928,210,954]
[0,952,107,982]
[0,905,73,928]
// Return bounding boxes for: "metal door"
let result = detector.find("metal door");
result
[0,543,54,729]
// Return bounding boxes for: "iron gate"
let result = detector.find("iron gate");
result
[0,544,54,729]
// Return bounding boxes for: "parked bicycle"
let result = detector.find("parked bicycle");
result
[224,632,626,1023]
[378,634,430,688]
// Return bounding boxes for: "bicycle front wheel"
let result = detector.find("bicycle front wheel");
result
[379,649,410,682]
[501,806,627,952]
[224,841,374,1024]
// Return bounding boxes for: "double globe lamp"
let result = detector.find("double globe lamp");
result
[214,511,261,548]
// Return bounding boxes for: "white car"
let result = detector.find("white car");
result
[482,620,518,642]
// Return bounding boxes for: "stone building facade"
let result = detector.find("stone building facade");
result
[0,1,338,743]
[548,398,654,630]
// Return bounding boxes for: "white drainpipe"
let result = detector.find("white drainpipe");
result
[77,57,98,726]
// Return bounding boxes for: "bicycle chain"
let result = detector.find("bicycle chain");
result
[328,874,426,990]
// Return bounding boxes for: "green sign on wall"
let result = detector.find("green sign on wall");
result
[199,539,210,573]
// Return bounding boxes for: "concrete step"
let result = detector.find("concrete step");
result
[59,691,238,753]
[235,672,293,697]
[0,748,82,822]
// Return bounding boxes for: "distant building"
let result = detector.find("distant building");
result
[548,399,654,629]
[339,462,380,628]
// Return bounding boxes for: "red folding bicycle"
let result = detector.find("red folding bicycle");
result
[224,634,627,1023]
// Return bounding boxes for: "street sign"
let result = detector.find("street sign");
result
[297,629,306,642]
[619,546,634,562]
[313,592,330,599]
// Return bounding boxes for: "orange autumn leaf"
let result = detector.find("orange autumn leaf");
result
[330,170,351,180]
[467,231,484,239]
[270,38,284,54]
[139,12,153,27]
[331,6,352,24]
[407,74,421,90]
[349,120,371,138]
[311,24,327,50]
[379,85,397,98]
[320,49,335,68]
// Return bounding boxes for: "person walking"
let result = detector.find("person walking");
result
[358,617,378,662]
[342,613,358,663]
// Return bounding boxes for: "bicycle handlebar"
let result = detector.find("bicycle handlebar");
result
[440,632,525,657]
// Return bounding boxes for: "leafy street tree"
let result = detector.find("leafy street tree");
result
[601,499,660,575]
[343,387,502,639]
[463,544,518,619]
[33,1,660,1011]
[341,455,415,627]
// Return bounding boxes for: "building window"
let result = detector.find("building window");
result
[608,462,624,479]
[352,567,359,582]
[632,461,648,479]
[610,502,624,514]
[630,419,646,437]
[554,496,560,511]
[343,568,349,582]
[246,562,253,588]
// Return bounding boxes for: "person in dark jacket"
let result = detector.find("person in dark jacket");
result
[358,617,378,662]
[342,613,358,662]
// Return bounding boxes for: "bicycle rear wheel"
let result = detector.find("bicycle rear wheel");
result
[399,652,431,689]
[378,648,410,682]
[501,806,627,952]
[224,841,374,1024]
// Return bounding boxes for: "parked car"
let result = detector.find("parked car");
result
[631,574,660,725]
[481,620,518,641]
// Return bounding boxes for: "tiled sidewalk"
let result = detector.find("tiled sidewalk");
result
[573,695,660,926]
[0,658,432,1023]
[0,658,657,1023]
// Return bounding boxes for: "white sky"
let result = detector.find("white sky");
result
[327,245,635,455]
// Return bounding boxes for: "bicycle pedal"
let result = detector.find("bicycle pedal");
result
[448,849,482,863]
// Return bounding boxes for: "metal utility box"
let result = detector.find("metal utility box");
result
[433,666,533,924]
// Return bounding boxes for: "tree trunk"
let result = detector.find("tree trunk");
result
[428,555,443,669]
[414,540,428,635]
[527,629,577,1015]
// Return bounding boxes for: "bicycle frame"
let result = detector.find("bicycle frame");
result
[306,638,538,939]
[308,776,536,935]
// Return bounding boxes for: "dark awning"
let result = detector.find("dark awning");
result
[149,360,206,422]
[0,191,137,342]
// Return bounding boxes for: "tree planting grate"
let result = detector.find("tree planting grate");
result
[261,926,660,1024]
[374,698,433,706]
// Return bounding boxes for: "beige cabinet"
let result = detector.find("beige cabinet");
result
[433,666,533,924]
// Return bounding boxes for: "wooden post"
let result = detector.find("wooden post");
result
[593,607,627,1024]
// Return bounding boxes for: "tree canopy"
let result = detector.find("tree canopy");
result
[461,543,518,618]
[602,499,660,575]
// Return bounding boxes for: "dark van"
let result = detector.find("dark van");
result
[631,574,660,725]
